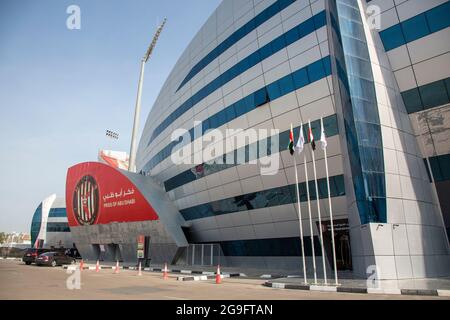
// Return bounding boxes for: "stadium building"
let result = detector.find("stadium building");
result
[66,0,450,280]
[30,194,73,249]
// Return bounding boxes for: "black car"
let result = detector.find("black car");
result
[22,248,52,265]
[35,252,76,267]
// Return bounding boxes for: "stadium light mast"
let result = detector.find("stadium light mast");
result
[129,18,167,172]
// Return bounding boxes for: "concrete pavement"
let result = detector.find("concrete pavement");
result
[0,260,448,300]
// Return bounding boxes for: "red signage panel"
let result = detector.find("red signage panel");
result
[66,162,158,227]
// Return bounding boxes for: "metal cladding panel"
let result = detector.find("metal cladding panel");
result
[65,162,158,227]
[120,170,189,247]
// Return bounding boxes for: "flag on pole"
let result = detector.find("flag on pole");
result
[320,117,327,150]
[308,120,316,151]
[296,123,305,154]
[288,124,295,155]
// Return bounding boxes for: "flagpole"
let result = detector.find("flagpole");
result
[294,155,307,284]
[291,124,307,284]
[322,118,339,285]
[309,119,327,285]
[304,153,317,284]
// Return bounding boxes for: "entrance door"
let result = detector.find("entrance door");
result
[318,219,352,270]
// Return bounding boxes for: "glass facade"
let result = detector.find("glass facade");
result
[379,1,450,51]
[30,204,42,247]
[425,153,450,183]
[180,174,345,221]
[46,222,70,233]
[199,236,323,257]
[149,11,327,146]
[142,56,332,173]
[48,208,67,218]
[177,0,298,91]
[402,77,450,114]
[330,0,387,224]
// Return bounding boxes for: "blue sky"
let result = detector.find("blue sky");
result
[0,0,221,233]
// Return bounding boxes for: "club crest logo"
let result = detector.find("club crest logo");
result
[73,175,99,225]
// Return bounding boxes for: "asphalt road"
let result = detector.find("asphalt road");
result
[0,260,447,300]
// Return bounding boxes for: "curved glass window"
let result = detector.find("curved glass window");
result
[330,0,386,223]
[30,204,42,247]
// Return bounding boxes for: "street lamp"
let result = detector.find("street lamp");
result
[129,18,167,172]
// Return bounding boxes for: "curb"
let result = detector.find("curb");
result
[177,273,241,281]
[263,282,450,297]
[62,264,244,278]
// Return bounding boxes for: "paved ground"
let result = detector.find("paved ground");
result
[0,260,448,300]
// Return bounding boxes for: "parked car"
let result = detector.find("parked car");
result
[35,252,76,267]
[22,248,52,265]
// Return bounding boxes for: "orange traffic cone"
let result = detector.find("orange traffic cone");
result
[114,260,120,274]
[79,259,84,271]
[138,261,142,276]
[215,265,221,284]
[95,260,100,273]
[163,262,168,280]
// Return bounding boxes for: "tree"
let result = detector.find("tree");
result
[0,232,7,244]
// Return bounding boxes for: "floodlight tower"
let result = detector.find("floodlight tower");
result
[129,18,167,172]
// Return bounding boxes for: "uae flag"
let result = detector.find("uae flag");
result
[288,124,295,155]
[308,120,316,151]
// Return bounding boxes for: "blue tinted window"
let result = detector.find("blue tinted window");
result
[284,28,299,45]
[225,105,236,122]
[46,222,70,233]
[402,88,423,113]
[426,2,450,33]
[419,80,449,109]
[379,24,405,51]
[278,74,294,95]
[292,68,309,88]
[402,77,450,114]
[429,154,450,182]
[48,208,67,218]
[31,204,43,246]
[254,88,269,107]
[445,78,450,95]
[267,82,281,100]
[333,0,386,224]
[307,59,326,82]
[401,14,430,43]
[379,2,450,52]
[180,174,345,221]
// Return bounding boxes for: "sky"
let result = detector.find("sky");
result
[0,0,221,233]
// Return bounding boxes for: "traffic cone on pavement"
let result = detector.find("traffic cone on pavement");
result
[163,262,168,280]
[138,261,142,276]
[79,259,84,271]
[114,260,120,274]
[95,260,100,273]
[215,265,221,284]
